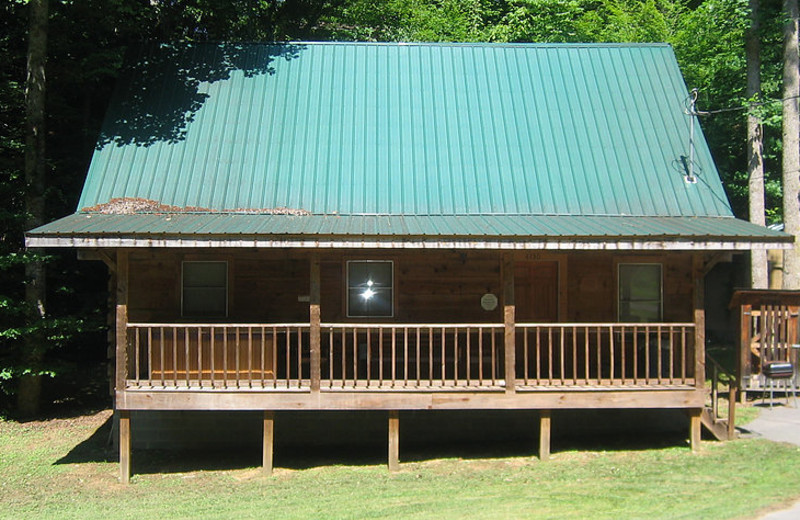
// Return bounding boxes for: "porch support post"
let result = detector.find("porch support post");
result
[119,410,131,484]
[692,255,706,387]
[115,250,129,396]
[310,254,321,394]
[689,408,702,451]
[539,410,551,461]
[116,250,130,483]
[388,410,400,472]
[263,411,274,476]
[503,253,516,394]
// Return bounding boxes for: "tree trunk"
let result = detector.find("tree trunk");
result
[748,0,768,289]
[782,0,800,289]
[18,0,48,417]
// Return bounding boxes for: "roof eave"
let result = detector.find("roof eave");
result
[24,234,794,251]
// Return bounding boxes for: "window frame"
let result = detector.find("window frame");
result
[617,262,663,323]
[346,260,394,318]
[181,260,229,319]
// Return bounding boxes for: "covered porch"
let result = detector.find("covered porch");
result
[101,246,711,481]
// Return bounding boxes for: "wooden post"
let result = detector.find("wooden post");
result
[693,255,706,388]
[503,253,516,394]
[539,410,551,461]
[739,303,751,403]
[689,408,702,451]
[119,410,131,484]
[310,254,321,394]
[263,411,274,476]
[115,250,129,397]
[388,410,399,472]
[116,251,130,483]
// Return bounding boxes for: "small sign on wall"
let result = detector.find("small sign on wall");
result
[480,293,498,311]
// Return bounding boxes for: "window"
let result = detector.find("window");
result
[618,263,662,322]
[347,260,393,317]
[182,261,228,317]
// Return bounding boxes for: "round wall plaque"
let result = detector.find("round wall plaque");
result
[480,293,498,311]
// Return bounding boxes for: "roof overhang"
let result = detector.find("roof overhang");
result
[25,213,793,251]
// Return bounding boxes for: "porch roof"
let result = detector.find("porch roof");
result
[26,213,791,250]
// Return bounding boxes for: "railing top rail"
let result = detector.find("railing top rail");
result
[127,322,312,328]
[517,322,696,328]
[127,321,695,329]
[320,322,505,329]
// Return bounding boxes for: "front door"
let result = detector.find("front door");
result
[514,261,559,322]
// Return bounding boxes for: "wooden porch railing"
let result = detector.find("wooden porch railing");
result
[516,323,697,386]
[126,323,310,389]
[320,324,505,389]
[124,322,696,390]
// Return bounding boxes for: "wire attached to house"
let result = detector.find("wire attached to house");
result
[682,88,700,184]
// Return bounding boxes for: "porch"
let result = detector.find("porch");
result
[108,248,709,482]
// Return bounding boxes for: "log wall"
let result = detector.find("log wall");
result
[125,250,695,325]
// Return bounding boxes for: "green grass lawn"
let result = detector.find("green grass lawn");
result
[2,409,800,520]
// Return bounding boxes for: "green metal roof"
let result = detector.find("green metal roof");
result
[78,42,731,218]
[26,213,792,250]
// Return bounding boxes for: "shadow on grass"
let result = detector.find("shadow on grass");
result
[52,410,694,475]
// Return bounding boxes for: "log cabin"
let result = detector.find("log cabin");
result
[25,42,791,481]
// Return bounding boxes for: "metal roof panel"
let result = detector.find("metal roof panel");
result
[76,42,733,218]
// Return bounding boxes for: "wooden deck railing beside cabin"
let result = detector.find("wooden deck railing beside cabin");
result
[320,324,505,389]
[516,323,696,387]
[124,322,696,391]
[126,324,310,389]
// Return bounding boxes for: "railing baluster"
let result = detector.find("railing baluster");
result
[669,326,674,384]
[466,327,472,386]
[184,327,190,387]
[632,326,638,384]
[368,327,373,387]
[440,327,446,386]
[248,327,253,388]
[478,327,484,384]
[392,327,397,388]
[416,327,421,387]
[404,327,409,387]
[453,328,459,385]
[548,327,553,385]
[584,326,590,385]
[491,328,496,386]
[147,328,153,387]
[657,325,663,385]
[205,327,210,388]
[572,325,578,385]
[596,326,601,385]
[609,326,615,383]
[536,326,542,385]
[261,326,266,388]
[235,327,241,388]
[644,325,650,385]
[352,327,358,388]
[620,325,626,384]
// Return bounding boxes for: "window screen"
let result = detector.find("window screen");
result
[618,263,662,322]
[182,261,228,317]
[347,261,393,317]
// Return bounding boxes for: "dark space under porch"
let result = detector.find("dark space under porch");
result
[125,408,692,453]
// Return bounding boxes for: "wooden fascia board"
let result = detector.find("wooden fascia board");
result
[26,235,794,251]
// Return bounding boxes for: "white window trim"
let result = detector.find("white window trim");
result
[346,260,394,318]
[617,262,663,322]
[181,260,229,318]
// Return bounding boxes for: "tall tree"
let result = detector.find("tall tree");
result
[782,0,800,289]
[18,0,49,416]
[748,0,768,288]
